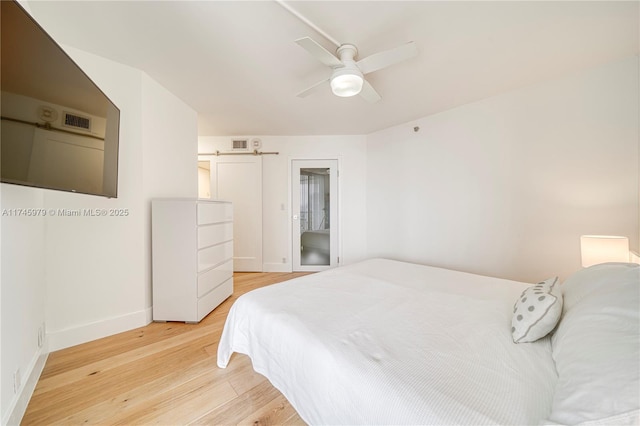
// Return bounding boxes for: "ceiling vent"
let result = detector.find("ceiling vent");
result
[232,139,249,150]
[62,111,91,132]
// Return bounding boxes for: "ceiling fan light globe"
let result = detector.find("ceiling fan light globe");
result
[330,72,364,97]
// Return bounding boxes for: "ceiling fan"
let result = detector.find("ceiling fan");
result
[295,36,418,103]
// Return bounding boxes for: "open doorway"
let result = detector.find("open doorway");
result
[197,160,211,198]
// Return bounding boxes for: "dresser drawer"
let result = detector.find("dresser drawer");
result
[198,222,233,249]
[197,259,233,297]
[197,240,233,272]
[197,277,233,321]
[197,202,233,225]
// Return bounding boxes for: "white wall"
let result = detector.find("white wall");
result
[42,48,146,352]
[140,75,198,311]
[198,136,368,271]
[1,40,197,426]
[2,3,47,423]
[43,47,197,351]
[1,185,47,425]
[367,56,639,283]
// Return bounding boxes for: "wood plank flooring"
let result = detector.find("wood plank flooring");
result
[22,272,312,425]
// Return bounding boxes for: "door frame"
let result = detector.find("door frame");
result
[289,157,341,272]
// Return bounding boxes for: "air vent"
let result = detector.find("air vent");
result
[232,139,248,150]
[62,112,91,131]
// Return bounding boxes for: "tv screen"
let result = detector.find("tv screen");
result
[1,0,120,198]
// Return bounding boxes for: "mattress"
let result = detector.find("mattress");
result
[217,258,558,425]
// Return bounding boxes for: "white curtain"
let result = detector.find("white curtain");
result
[300,172,327,231]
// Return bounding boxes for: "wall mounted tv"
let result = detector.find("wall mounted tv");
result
[1,0,120,198]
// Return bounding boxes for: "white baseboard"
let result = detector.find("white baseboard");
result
[4,342,49,426]
[48,307,153,352]
[262,262,292,273]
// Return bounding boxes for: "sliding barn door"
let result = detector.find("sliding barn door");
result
[210,155,263,272]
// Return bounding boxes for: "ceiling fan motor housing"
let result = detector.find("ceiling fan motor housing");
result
[336,44,358,62]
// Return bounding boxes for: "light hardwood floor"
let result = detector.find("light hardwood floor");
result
[22,272,312,425]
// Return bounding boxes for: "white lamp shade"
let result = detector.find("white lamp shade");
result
[330,69,364,97]
[580,235,629,267]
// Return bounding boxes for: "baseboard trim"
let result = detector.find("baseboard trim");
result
[262,262,292,273]
[4,343,48,426]
[48,307,153,352]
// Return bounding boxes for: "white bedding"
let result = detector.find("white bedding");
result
[217,258,558,425]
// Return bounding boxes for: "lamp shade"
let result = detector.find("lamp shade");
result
[580,235,629,267]
[330,68,364,97]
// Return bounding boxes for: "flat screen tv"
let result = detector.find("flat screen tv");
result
[1,0,120,198]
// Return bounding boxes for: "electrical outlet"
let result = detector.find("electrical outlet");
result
[37,323,45,348]
[13,369,21,394]
[282,257,286,263]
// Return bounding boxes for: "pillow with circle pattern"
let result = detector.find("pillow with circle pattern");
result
[511,276,562,343]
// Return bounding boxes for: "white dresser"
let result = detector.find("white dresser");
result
[151,198,233,322]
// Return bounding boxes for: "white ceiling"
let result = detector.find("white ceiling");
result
[27,1,639,136]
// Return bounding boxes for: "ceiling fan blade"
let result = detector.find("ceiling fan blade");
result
[295,37,343,68]
[359,79,382,103]
[356,41,418,75]
[296,78,330,98]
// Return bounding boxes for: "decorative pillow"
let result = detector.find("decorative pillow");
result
[511,277,562,343]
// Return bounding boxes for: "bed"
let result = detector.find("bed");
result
[217,258,639,425]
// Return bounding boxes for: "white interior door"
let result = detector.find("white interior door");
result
[292,159,338,272]
[210,155,263,272]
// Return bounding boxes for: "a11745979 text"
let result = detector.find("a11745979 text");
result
[1,208,130,217]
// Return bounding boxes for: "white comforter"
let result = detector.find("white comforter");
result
[217,259,557,425]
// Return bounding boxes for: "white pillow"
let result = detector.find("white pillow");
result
[547,263,639,425]
[559,262,635,312]
[511,277,562,343]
